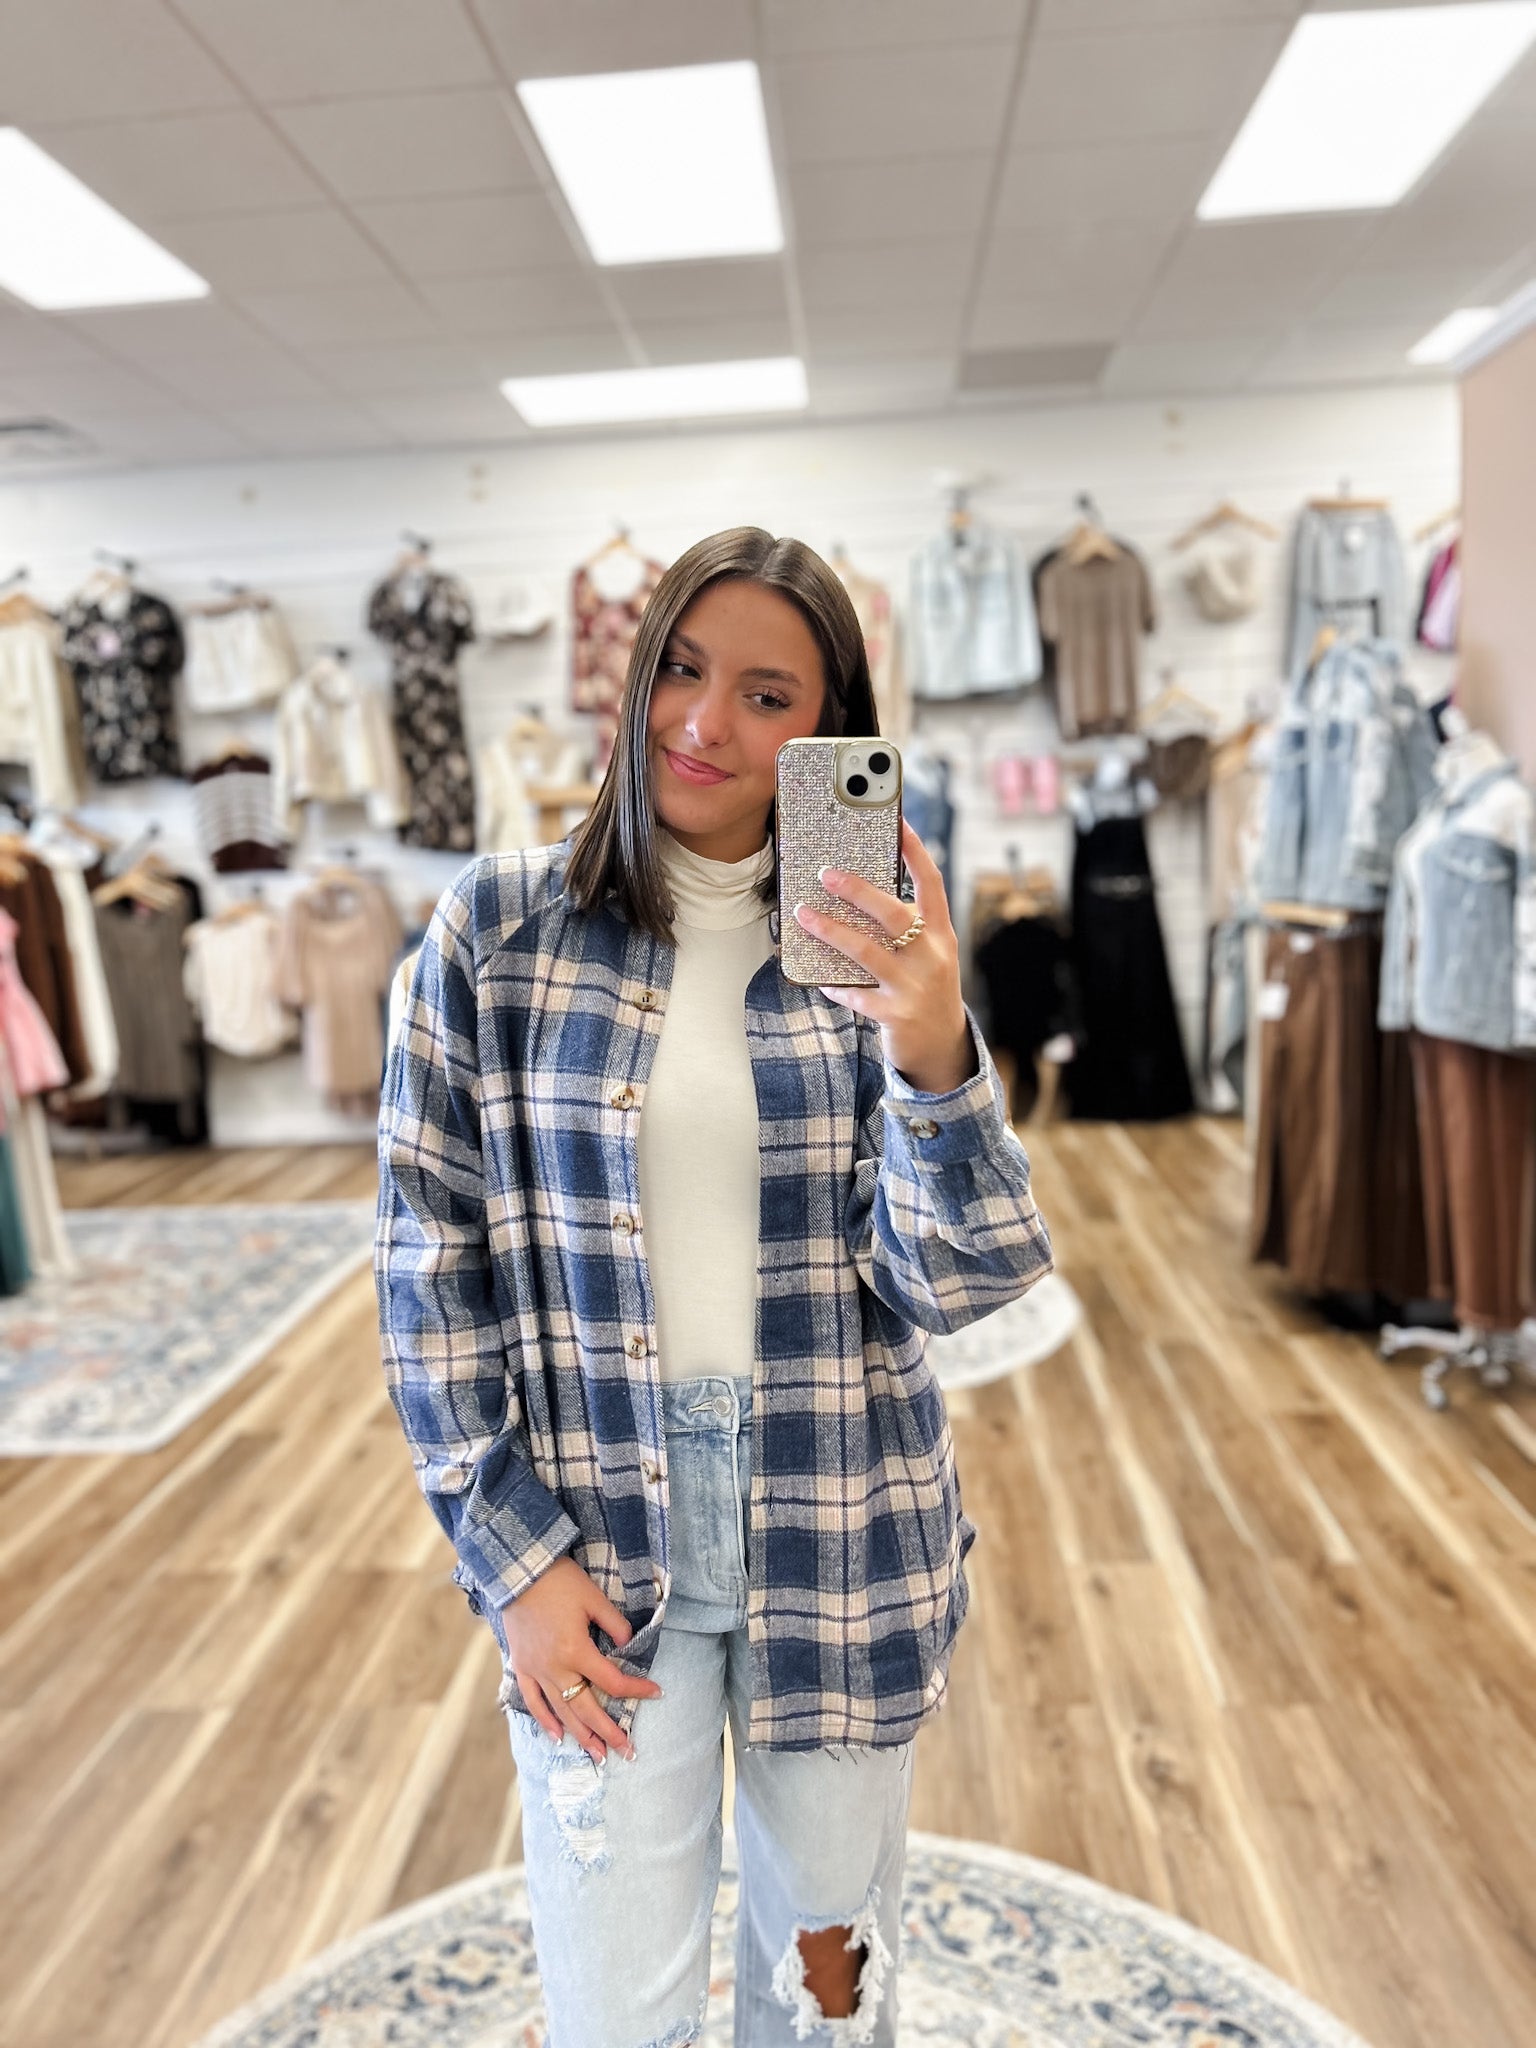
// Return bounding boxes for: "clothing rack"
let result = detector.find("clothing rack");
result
[1379,1321,1526,1410]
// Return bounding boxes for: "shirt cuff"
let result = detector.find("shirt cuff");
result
[882,1009,1009,1167]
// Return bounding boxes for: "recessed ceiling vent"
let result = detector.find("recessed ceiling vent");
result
[0,416,96,463]
[959,345,1112,393]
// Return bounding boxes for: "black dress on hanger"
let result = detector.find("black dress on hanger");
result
[1067,798,1194,1122]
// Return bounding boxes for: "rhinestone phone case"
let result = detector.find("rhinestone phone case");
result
[775,738,903,987]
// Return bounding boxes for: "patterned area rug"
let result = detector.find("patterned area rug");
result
[0,1202,375,1455]
[927,1274,1083,1391]
[194,1831,1370,2048]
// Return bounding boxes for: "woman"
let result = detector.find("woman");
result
[377,527,1052,2046]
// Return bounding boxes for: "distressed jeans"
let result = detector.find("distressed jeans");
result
[505,1373,913,2048]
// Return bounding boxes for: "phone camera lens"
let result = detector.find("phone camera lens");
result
[846,773,869,797]
[868,750,891,775]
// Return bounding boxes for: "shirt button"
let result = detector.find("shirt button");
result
[635,988,659,1011]
[641,1459,662,1483]
[612,1212,637,1236]
[609,1084,636,1110]
[652,1573,664,1595]
[907,1117,940,1139]
[626,1334,647,1359]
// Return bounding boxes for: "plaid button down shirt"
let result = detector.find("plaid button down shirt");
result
[376,843,1053,1752]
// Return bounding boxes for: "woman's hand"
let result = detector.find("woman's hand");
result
[501,1556,663,1763]
[793,819,977,1095]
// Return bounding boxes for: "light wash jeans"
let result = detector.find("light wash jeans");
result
[505,1373,914,2048]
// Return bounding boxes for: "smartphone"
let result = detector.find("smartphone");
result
[775,737,903,987]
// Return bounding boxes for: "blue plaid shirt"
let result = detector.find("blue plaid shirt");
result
[376,843,1052,1751]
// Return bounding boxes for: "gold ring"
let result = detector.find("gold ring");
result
[559,1677,591,1701]
[889,912,926,950]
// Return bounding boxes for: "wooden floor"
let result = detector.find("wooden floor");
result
[2,1127,1534,2048]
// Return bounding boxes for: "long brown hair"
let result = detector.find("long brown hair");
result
[563,526,879,942]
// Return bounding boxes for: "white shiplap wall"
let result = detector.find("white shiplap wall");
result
[0,382,1460,1143]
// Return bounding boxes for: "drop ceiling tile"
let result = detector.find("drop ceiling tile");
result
[144,349,335,408]
[363,388,528,446]
[787,155,992,248]
[491,329,635,375]
[966,294,1132,351]
[628,314,796,365]
[805,355,955,413]
[59,298,287,366]
[801,303,965,360]
[798,238,972,315]
[976,219,1174,308]
[1036,0,1297,28]
[1,357,193,415]
[1013,21,1290,147]
[298,339,501,394]
[1101,334,1274,395]
[33,111,329,222]
[471,0,754,76]
[994,139,1216,234]
[1131,218,1377,339]
[1250,326,1424,389]
[762,0,1026,57]
[773,43,1018,164]
[154,208,396,294]
[0,309,104,372]
[67,410,259,463]
[242,279,442,348]
[606,260,788,324]
[271,91,541,202]
[420,268,616,336]
[1308,264,1500,329]
[354,191,576,277]
[178,0,496,100]
[219,398,398,454]
[0,2,240,122]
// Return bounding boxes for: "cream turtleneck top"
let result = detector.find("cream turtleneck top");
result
[636,830,775,1385]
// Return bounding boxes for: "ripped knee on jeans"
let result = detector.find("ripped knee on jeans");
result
[769,1884,893,2043]
[544,1745,612,1876]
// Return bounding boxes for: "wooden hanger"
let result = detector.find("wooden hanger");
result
[1210,719,1261,778]
[1064,520,1121,566]
[209,895,271,926]
[0,591,53,627]
[1413,503,1461,543]
[586,524,643,566]
[1139,673,1219,731]
[1170,499,1279,551]
[1307,622,1341,669]
[1309,479,1387,512]
[1263,900,1354,932]
[92,863,182,912]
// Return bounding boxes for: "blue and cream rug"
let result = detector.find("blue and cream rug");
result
[194,1831,1369,2048]
[0,1202,375,1456]
[927,1274,1083,1392]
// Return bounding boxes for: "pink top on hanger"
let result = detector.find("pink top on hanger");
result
[0,907,69,1098]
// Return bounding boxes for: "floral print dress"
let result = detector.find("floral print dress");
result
[570,555,665,775]
[59,586,185,781]
[366,569,476,852]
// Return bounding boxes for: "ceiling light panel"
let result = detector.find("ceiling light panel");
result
[1199,4,1536,221]
[501,356,808,427]
[1408,305,1500,362]
[0,129,209,309]
[516,61,784,265]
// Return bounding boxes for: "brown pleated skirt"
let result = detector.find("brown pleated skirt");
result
[1410,1031,1536,1330]
[1250,921,1426,1299]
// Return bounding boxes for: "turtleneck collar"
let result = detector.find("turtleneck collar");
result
[659,828,774,931]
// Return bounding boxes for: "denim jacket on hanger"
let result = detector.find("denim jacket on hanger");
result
[1379,758,1536,1052]
[1256,638,1436,912]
